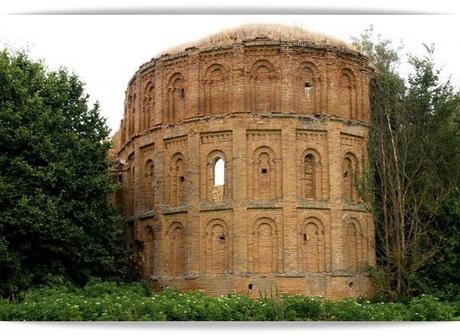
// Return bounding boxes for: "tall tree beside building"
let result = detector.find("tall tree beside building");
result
[0,50,128,296]
[353,28,460,299]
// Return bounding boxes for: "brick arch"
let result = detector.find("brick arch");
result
[295,62,322,114]
[251,145,279,200]
[144,80,154,92]
[251,217,279,274]
[298,217,326,273]
[128,162,136,217]
[121,105,127,144]
[342,216,364,272]
[204,219,229,275]
[205,149,230,202]
[143,225,154,277]
[202,63,230,115]
[342,151,360,203]
[249,59,279,112]
[142,81,154,131]
[142,159,154,211]
[166,72,186,123]
[300,148,323,200]
[166,221,186,275]
[339,68,358,120]
[250,59,278,77]
[168,152,186,206]
[127,93,136,137]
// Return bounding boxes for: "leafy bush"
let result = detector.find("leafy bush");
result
[406,295,455,321]
[283,295,323,320]
[0,280,458,321]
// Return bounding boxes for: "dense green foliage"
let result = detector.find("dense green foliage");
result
[352,28,460,300]
[407,54,460,300]
[0,280,457,321]
[0,50,129,297]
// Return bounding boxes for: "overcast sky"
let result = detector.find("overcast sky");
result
[1,13,459,135]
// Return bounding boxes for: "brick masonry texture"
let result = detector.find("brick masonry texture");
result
[111,29,375,299]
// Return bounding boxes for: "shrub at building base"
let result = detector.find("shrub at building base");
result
[0,280,456,321]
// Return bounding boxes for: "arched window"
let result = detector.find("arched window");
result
[250,60,278,112]
[304,154,316,199]
[252,218,278,274]
[168,223,185,275]
[143,159,154,211]
[249,146,280,200]
[121,119,126,144]
[343,219,362,272]
[298,148,323,201]
[128,94,135,137]
[296,62,321,114]
[175,158,185,206]
[169,153,186,206]
[339,69,356,119]
[300,218,326,273]
[256,223,274,273]
[342,153,359,203]
[205,151,229,203]
[203,64,229,115]
[143,82,154,131]
[258,152,272,199]
[167,73,185,123]
[205,219,228,275]
[129,164,135,216]
[255,65,272,112]
[213,158,225,186]
[343,157,353,201]
[143,226,154,277]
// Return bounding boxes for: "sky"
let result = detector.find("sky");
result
[1,5,459,137]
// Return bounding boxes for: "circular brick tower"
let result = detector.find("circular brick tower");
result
[112,24,375,299]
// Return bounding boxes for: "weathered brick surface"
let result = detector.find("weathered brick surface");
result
[112,33,375,299]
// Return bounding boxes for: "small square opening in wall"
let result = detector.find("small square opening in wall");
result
[179,176,185,182]
[261,168,268,174]
[248,284,253,290]
[219,235,225,241]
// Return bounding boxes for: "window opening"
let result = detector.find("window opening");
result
[304,82,313,96]
[213,158,225,186]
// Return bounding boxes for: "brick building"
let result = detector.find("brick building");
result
[111,24,375,298]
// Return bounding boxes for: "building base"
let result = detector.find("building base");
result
[150,273,374,299]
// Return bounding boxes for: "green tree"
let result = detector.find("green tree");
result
[405,48,460,300]
[353,28,460,299]
[0,49,128,297]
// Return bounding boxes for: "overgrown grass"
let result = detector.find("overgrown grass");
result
[161,23,356,55]
[0,279,458,321]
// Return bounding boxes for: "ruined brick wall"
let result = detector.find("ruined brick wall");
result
[113,35,375,299]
